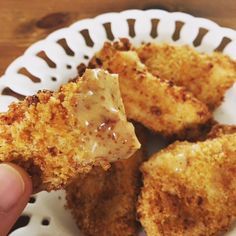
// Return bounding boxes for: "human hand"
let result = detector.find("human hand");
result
[0,163,32,236]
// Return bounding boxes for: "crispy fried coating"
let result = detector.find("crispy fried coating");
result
[66,124,147,236]
[207,124,236,138]
[136,43,236,110]
[89,40,211,139]
[138,133,236,236]
[0,69,140,191]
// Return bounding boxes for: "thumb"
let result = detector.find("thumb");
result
[0,163,32,236]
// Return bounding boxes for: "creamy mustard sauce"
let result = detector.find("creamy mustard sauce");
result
[74,69,140,164]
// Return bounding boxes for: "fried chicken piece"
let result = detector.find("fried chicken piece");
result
[136,43,236,110]
[138,133,236,236]
[89,40,211,139]
[0,69,140,191]
[66,124,147,236]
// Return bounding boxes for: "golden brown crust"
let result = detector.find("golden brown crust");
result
[0,69,140,191]
[136,43,236,110]
[89,40,211,140]
[138,133,236,236]
[66,124,147,236]
[207,124,236,138]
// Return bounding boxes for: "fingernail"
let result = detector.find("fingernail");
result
[0,164,25,212]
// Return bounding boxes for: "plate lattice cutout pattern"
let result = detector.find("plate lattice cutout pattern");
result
[3,10,236,236]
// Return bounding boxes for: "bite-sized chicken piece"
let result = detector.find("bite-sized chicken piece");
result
[0,69,140,191]
[136,43,236,110]
[89,40,211,139]
[66,124,147,236]
[138,133,236,236]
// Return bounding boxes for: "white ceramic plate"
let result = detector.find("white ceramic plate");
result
[1,9,236,236]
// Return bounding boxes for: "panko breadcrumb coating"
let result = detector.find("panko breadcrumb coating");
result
[136,43,236,110]
[89,39,211,139]
[138,133,236,236]
[0,69,140,191]
[66,124,147,236]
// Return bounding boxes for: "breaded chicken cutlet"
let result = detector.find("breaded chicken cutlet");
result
[89,39,211,139]
[136,43,236,110]
[0,69,140,191]
[138,130,236,236]
[66,124,147,236]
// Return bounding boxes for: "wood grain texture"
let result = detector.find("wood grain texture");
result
[0,0,235,75]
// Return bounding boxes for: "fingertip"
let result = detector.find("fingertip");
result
[0,163,32,235]
[6,163,33,196]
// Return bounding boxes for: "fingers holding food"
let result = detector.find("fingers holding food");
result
[0,69,140,191]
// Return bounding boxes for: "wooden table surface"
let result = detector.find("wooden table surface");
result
[0,0,235,75]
